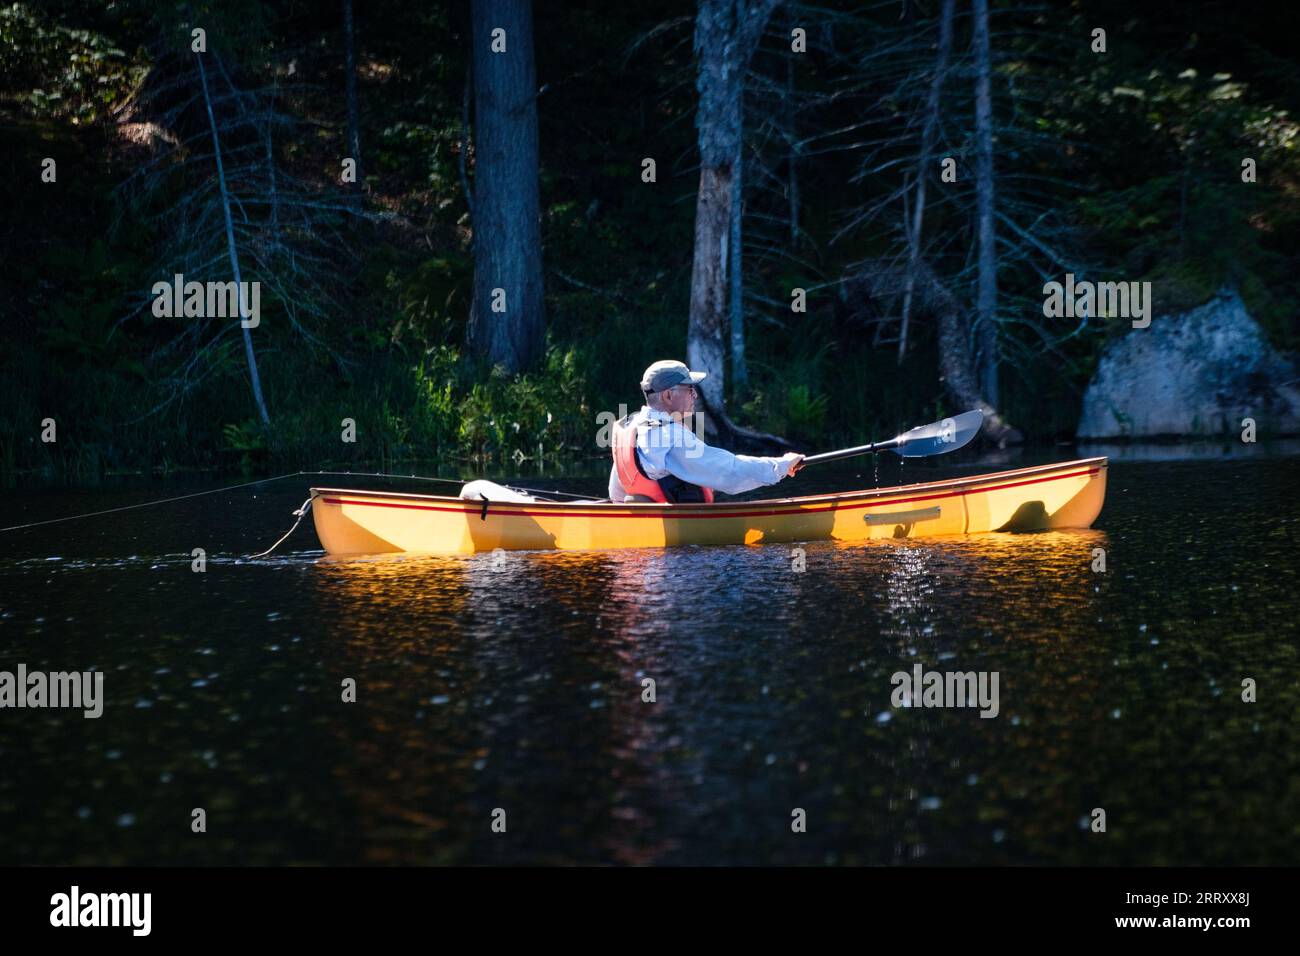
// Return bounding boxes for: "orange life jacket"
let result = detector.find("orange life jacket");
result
[611,414,715,504]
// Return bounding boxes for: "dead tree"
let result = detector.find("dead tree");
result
[806,1,1097,442]
[847,256,1023,446]
[972,0,999,404]
[343,0,362,197]
[899,0,955,365]
[196,50,269,426]
[114,42,363,426]
[688,0,781,445]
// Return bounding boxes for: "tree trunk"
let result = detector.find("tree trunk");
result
[196,51,271,428]
[786,49,799,248]
[468,0,545,373]
[688,162,731,430]
[343,0,361,194]
[729,141,746,390]
[264,73,281,249]
[932,263,1019,445]
[690,0,779,441]
[460,61,474,217]
[899,0,954,365]
[972,0,999,403]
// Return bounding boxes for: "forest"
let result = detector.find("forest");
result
[2,0,1297,476]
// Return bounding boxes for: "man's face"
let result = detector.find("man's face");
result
[659,382,697,420]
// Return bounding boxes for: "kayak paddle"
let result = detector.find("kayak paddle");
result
[799,409,984,467]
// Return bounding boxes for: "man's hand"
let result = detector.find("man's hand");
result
[776,452,805,479]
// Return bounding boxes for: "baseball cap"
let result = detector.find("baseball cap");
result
[641,360,708,393]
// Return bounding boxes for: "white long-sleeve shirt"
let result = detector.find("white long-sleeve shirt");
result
[607,406,793,501]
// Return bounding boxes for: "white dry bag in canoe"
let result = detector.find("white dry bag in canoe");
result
[459,480,536,503]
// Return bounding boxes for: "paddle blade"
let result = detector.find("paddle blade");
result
[895,409,984,457]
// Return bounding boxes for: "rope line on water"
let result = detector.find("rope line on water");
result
[0,469,595,533]
[249,496,314,558]
[0,472,307,532]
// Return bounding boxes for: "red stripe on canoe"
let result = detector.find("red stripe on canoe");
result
[318,466,1101,521]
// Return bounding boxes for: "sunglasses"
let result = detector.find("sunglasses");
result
[644,382,698,399]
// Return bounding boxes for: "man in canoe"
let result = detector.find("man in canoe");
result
[609,360,804,503]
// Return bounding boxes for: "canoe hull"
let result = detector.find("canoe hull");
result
[310,457,1107,555]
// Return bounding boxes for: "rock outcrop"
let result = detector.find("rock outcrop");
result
[1077,289,1300,438]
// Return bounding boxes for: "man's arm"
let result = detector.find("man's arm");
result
[659,429,798,496]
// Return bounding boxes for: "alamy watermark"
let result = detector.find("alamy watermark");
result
[0,664,103,718]
[891,663,999,718]
[594,403,706,459]
[1043,273,1151,329]
[50,886,150,936]
[152,273,260,328]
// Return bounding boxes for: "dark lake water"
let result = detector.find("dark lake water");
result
[1,448,1296,865]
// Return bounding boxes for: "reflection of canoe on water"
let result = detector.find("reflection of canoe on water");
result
[309,457,1107,556]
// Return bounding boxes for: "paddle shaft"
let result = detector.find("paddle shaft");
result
[800,437,901,467]
[795,409,985,468]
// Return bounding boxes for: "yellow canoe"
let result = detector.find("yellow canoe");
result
[308,456,1107,555]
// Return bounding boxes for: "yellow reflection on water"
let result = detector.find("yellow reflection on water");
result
[310,547,692,863]
[306,529,1110,863]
